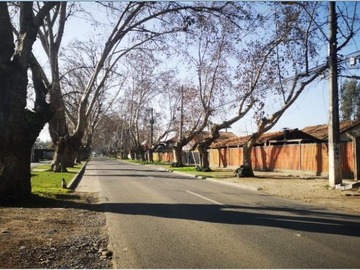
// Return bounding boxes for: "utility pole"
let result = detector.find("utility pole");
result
[179,86,184,142]
[149,107,154,162]
[328,2,342,187]
[149,107,154,146]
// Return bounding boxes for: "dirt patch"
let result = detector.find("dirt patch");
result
[221,172,360,215]
[0,192,112,269]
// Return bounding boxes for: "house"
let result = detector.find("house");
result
[211,128,320,149]
[301,120,360,142]
[302,120,360,179]
[153,131,236,165]
[183,131,236,165]
[208,122,360,179]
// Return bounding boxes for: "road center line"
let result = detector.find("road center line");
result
[185,190,224,206]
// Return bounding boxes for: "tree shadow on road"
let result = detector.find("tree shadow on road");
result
[7,193,360,238]
[99,202,360,237]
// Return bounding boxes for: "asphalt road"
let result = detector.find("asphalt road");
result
[80,158,360,268]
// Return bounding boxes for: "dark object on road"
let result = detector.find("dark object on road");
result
[234,165,253,177]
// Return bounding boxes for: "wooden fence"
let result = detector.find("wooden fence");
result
[209,142,354,177]
[153,151,174,163]
[152,142,355,177]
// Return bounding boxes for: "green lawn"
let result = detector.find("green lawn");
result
[31,164,82,198]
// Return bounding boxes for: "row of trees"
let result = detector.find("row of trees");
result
[0,2,359,203]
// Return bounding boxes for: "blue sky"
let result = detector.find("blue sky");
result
[232,77,329,135]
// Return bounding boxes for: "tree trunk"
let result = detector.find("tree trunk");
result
[198,144,210,169]
[173,144,183,166]
[196,129,220,170]
[0,110,51,204]
[0,147,32,204]
[0,68,52,203]
[77,144,91,163]
[148,149,154,163]
[138,145,146,162]
[130,150,136,160]
[51,135,82,172]
[0,2,56,204]
[242,141,255,177]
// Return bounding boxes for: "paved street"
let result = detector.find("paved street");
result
[78,158,360,268]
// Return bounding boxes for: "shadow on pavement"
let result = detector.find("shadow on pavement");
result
[13,195,360,238]
[98,202,360,238]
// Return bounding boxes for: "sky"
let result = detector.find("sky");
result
[37,2,360,141]
[233,77,329,135]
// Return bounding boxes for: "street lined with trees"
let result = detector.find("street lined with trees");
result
[0,2,359,203]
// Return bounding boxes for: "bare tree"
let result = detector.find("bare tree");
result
[0,2,58,203]
[46,2,245,170]
[240,2,359,176]
[169,6,257,167]
[27,2,78,172]
[115,51,175,160]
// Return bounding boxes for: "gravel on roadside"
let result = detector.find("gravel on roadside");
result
[0,192,112,269]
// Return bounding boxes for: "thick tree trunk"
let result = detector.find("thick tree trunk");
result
[196,130,220,170]
[198,145,210,169]
[77,144,91,163]
[51,137,67,172]
[242,141,255,177]
[173,144,183,166]
[0,110,51,203]
[0,147,32,203]
[130,150,136,160]
[0,69,52,203]
[0,2,56,204]
[51,135,82,172]
[138,145,146,162]
[148,149,154,163]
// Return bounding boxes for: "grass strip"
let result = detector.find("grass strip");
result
[31,164,82,198]
[121,158,235,179]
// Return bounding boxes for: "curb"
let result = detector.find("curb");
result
[68,161,88,190]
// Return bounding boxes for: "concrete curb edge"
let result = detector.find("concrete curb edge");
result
[68,161,88,190]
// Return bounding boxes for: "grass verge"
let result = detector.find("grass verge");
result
[31,164,82,199]
[120,158,235,179]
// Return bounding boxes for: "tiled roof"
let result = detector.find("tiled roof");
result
[170,120,360,149]
[195,131,236,141]
[210,130,290,148]
[301,120,360,141]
